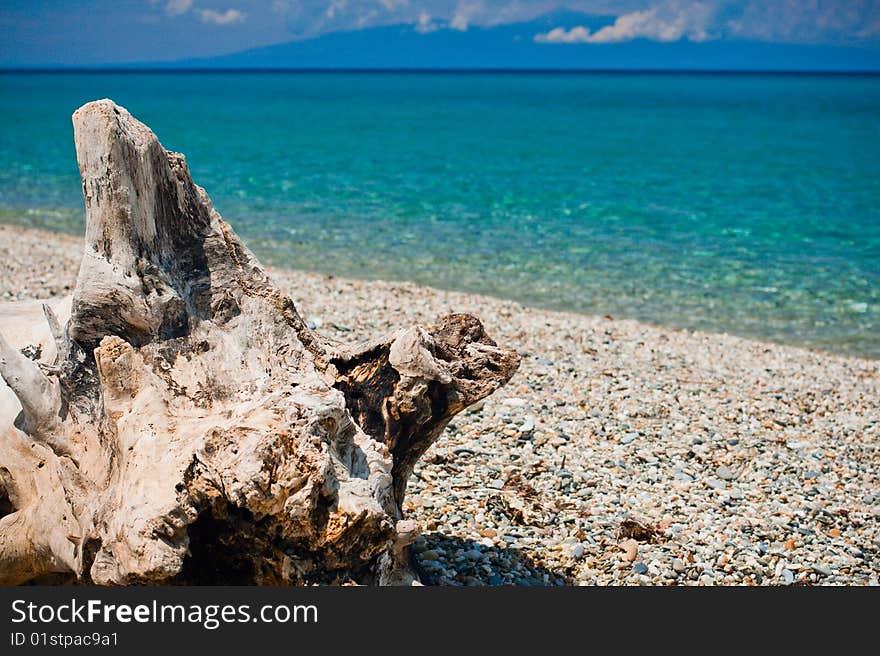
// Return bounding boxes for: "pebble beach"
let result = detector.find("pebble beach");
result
[2,223,878,586]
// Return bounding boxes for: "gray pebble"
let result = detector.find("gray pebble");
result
[716,466,736,481]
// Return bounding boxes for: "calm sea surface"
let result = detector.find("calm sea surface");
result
[0,72,878,356]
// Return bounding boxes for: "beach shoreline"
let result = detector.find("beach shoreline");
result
[2,222,876,365]
[2,223,878,585]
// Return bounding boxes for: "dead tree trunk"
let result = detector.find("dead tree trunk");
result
[0,100,519,586]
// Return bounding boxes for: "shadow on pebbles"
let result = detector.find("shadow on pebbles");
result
[414,533,571,586]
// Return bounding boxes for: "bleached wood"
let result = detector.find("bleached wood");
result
[0,100,519,585]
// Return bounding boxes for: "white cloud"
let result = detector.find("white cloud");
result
[415,10,439,33]
[535,25,590,43]
[165,0,194,16]
[450,0,485,31]
[199,8,247,25]
[149,0,880,46]
[535,2,714,44]
[325,0,347,20]
[355,9,380,27]
[159,0,246,27]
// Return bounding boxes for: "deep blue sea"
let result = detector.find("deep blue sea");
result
[0,72,878,357]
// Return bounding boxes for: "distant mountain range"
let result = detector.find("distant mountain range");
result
[90,11,880,71]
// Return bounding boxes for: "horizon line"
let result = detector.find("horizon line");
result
[2,67,879,75]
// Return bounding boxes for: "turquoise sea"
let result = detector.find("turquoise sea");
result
[0,72,878,357]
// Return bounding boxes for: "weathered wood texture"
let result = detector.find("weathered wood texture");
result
[0,100,519,585]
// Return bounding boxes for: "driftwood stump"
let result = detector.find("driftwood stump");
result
[0,100,519,585]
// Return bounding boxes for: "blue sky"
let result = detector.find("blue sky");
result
[1,1,878,66]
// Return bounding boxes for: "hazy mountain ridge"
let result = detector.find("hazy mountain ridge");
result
[158,11,880,71]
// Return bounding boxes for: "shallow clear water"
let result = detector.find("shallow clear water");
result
[0,72,878,357]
